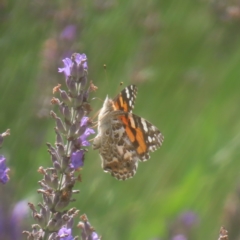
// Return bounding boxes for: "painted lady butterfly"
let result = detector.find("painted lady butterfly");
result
[93,85,164,180]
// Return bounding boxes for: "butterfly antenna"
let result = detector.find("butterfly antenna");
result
[114,81,124,96]
[103,64,109,85]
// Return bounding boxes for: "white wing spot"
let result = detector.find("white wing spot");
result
[129,100,132,107]
[129,115,136,128]
[148,136,152,142]
[141,119,148,132]
[117,145,124,155]
[125,87,130,99]
[149,146,156,151]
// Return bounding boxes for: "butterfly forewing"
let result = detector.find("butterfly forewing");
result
[113,85,137,113]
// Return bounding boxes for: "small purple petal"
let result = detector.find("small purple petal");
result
[179,211,198,227]
[85,128,95,137]
[10,200,29,239]
[75,53,88,70]
[79,128,95,147]
[58,58,73,77]
[0,155,10,184]
[60,25,77,41]
[79,134,90,147]
[70,150,84,169]
[81,116,89,127]
[58,227,74,240]
[91,232,100,240]
[172,234,187,240]
[11,200,29,221]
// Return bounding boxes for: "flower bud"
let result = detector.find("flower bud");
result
[53,188,72,211]
[43,172,52,186]
[47,212,63,231]
[62,105,71,122]
[55,128,64,145]
[82,89,89,102]
[41,191,53,209]
[75,107,84,122]
[53,161,61,171]
[62,156,70,170]
[56,143,65,157]
[50,111,66,134]
[80,75,88,89]
[66,78,77,97]
[59,90,72,105]
[38,203,49,227]
[74,92,83,108]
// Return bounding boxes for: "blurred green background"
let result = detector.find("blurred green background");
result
[1,0,240,239]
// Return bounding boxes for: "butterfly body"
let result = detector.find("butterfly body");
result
[93,85,164,180]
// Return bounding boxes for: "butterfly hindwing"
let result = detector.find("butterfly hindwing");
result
[99,115,139,180]
[117,112,164,161]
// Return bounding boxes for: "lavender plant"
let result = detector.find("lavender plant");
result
[0,129,10,185]
[23,53,100,240]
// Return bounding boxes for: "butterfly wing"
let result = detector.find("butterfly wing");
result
[99,115,139,180]
[117,112,164,161]
[112,85,138,113]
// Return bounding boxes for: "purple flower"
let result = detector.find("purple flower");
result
[179,211,198,227]
[172,234,187,240]
[58,53,88,78]
[70,150,84,169]
[78,217,100,240]
[10,200,29,239]
[11,200,29,222]
[81,116,89,127]
[91,232,100,240]
[78,117,95,147]
[0,155,9,184]
[79,128,95,147]
[0,200,28,239]
[60,25,77,41]
[58,227,74,240]
[58,58,72,78]
[74,53,88,70]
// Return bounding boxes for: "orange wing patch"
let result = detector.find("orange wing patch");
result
[113,95,129,112]
[135,127,147,154]
[113,101,120,111]
[118,115,135,142]
[118,115,147,156]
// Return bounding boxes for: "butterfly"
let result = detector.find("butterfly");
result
[93,85,164,180]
